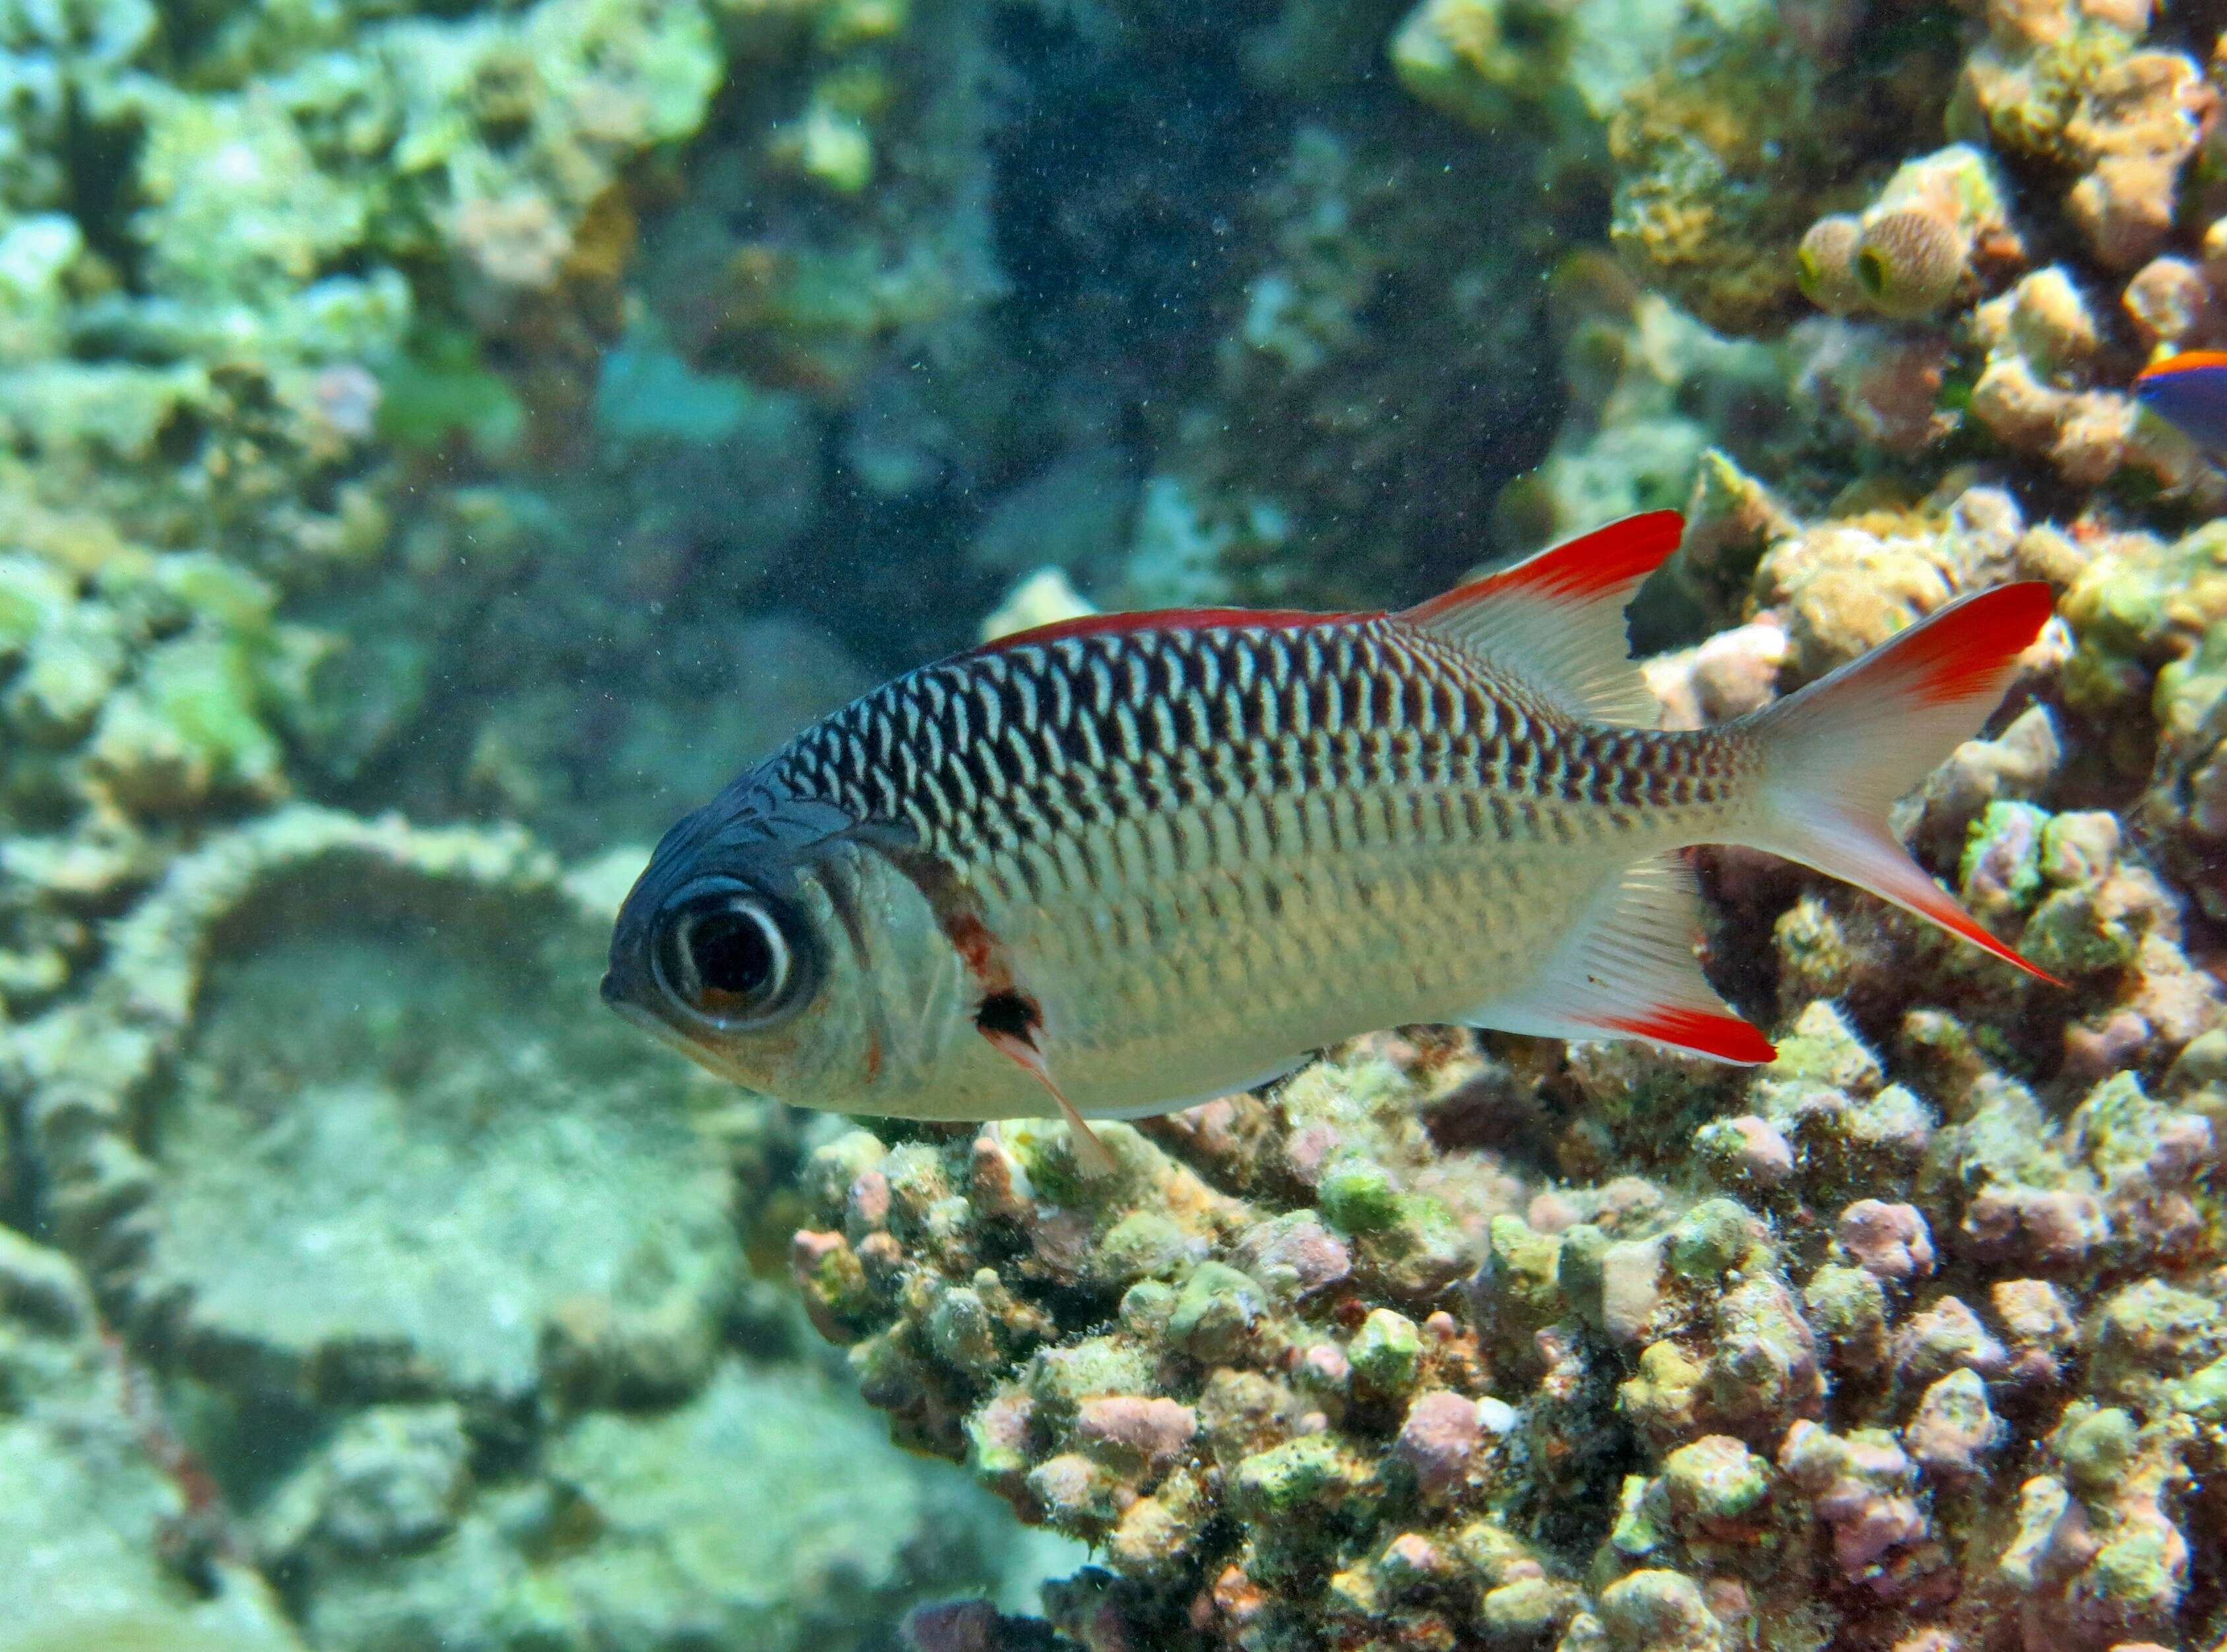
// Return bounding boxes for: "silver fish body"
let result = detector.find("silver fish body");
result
[605,513,2055,1126]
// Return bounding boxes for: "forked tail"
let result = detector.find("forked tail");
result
[1738,582,2063,984]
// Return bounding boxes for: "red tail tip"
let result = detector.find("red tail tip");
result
[1901,880,2069,988]
[1896,582,2056,708]
[1599,1006,1778,1064]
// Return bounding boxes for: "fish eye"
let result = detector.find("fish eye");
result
[650,888,810,1028]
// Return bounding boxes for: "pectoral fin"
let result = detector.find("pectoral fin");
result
[977,991,1115,1178]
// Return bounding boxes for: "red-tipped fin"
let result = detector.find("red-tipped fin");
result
[1597,1006,1779,1064]
[1395,511,1685,725]
[1743,582,2064,985]
[1462,852,1778,1065]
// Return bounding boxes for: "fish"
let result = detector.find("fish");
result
[2133,349,2227,452]
[604,510,2059,1171]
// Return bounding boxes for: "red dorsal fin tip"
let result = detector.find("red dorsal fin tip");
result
[1889,582,2057,708]
[1395,512,1684,725]
[1598,1005,1778,1065]
[1405,510,1685,625]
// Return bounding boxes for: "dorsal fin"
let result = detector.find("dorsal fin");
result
[1393,511,1683,726]
[1459,850,1776,1065]
[962,605,1355,660]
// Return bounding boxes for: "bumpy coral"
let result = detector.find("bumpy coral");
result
[1794,145,2019,331]
[1607,15,1964,337]
[1850,146,2016,322]
[821,969,2224,1649]
[822,479,2227,1649]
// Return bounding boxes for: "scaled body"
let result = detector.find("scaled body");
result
[604,513,2055,1131]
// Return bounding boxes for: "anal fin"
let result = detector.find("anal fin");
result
[1462,851,1776,1064]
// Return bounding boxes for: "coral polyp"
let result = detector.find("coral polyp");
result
[1853,210,1968,320]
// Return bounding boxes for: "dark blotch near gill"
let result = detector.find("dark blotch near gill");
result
[975,989,1042,1041]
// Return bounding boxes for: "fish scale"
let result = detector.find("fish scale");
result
[758,615,1751,1114]
[782,621,1721,845]
[606,512,2061,1133]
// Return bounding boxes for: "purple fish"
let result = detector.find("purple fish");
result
[2135,350,2227,452]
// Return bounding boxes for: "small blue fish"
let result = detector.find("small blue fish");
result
[2133,350,2227,452]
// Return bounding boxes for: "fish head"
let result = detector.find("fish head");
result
[603,772,935,1109]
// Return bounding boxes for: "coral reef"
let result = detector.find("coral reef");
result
[13,807,741,1396]
[821,939,2224,1651]
[2,807,1069,1647]
[0,1228,308,1651]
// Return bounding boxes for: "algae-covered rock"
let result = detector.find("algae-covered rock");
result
[20,808,745,1406]
[282,1357,1041,1652]
[0,1234,308,1652]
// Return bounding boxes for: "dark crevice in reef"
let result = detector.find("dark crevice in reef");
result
[61,92,145,297]
[1517,1339,1648,1564]
[792,435,1011,673]
[984,2,1281,452]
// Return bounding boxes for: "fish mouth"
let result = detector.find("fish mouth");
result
[602,983,769,1091]
[603,988,675,1042]
[600,979,687,1049]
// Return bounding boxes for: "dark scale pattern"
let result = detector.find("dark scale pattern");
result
[765,619,1748,866]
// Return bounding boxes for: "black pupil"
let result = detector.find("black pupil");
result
[686,905,776,1004]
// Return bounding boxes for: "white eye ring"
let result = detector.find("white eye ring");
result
[653,891,798,1027]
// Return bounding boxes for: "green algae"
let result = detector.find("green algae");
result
[375,326,528,454]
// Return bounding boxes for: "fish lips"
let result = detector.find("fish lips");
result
[600,977,773,1091]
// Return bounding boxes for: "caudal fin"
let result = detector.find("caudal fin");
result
[1740,582,2063,985]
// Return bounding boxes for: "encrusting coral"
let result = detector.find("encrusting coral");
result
[798,519,2227,1634]
[832,2,2227,1617]
[819,944,2224,1651]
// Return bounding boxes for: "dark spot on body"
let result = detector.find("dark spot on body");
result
[976,989,1042,1040]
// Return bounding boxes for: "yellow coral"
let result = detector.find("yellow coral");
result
[1796,214,1866,315]
[1853,209,1967,319]
[1606,20,1849,336]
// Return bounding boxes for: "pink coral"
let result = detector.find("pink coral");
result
[1396,1391,1483,1498]
[1076,1397,1198,1473]
[1836,1201,1937,1285]
[1779,1422,1937,1589]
